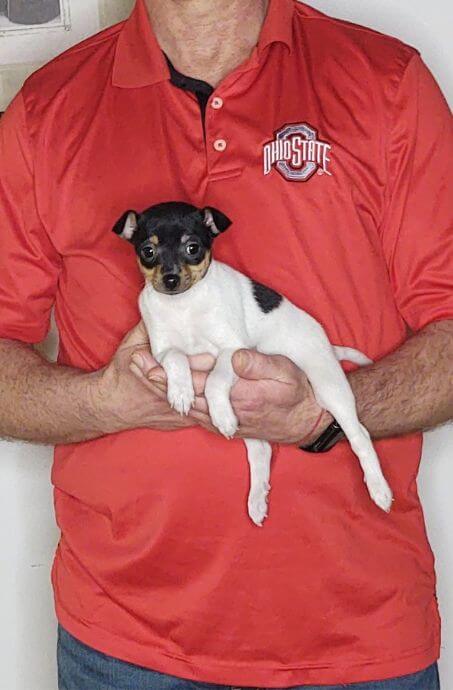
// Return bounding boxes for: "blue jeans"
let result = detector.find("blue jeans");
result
[57,626,440,690]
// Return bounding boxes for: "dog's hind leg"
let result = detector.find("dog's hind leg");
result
[257,320,392,511]
[204,352,273,524]
[299,360,392,512]
[244,439,272,526]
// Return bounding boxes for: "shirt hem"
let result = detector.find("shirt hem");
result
[55,605,440,687]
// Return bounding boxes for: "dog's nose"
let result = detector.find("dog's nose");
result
[163,273,180,291]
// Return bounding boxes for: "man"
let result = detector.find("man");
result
[0,0,451,688]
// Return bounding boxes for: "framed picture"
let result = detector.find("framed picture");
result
[0,0,133,110]
[0,1,70,35]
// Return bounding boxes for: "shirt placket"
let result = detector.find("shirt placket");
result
[204,89,244,182]
[166,53,260,183]
[205,48,262,183]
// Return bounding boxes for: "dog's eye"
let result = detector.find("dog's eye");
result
[186,243,200,256]
[140,245,155,261]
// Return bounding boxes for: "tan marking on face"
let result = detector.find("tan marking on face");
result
[186,250,211,288]
[136,257,158,284]
[151,235,159,245]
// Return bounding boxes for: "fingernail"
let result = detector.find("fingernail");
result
[129,362,142,378]
[236,350,249,369]
[148,371,165,383]
[131,353,144,370]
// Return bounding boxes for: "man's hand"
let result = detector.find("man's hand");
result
[199,350,332,443]
[93,321,196,434]
[138,348,333,445]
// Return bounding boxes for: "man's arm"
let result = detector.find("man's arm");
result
[347,320,453,440]
[0,338,104,444]
[0,322,196,445]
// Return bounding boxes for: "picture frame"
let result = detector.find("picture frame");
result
[0,1,71,36]
[0,0,134,111]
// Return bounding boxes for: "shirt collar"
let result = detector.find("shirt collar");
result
[258,0,295,56]
[113,0,295,89]
[112,0,169,88]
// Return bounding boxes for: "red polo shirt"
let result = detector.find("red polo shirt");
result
[0,0,452,685]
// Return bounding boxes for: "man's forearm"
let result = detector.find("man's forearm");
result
[0,339,104,445]
[348,320,453,439]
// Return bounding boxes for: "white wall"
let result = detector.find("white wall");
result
[0,328,59,690]
[0,1,451,689]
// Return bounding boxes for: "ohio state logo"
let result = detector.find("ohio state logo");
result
[263,122,332,181]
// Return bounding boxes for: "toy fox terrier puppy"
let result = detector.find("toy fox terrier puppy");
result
[113,202,392,525]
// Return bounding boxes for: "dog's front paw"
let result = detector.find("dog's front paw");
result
[167,377,195,416]
[208,399,238,439]
[365,474,393,513]
[248,482,271,526]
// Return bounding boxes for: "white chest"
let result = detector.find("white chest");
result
[139,281,248,357]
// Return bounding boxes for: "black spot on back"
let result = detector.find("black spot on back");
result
[251,280,283,313]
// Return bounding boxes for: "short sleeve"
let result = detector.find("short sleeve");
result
[380,54,453,331]
[0,92,61,343]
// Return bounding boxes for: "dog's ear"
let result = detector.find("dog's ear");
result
[203,207,232,237]
[112,210,139,241]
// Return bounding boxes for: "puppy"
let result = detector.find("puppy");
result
[113,201,392,525]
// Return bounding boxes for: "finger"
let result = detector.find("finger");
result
[129,361,144,380]
[146,379,168,400]
[190,394,209,414]
[142,354,215,383]
[191,371,209,396]
[129,362,159,394]
[147,365,166,384]
[146,367,209,398]
[232,349,295,382]
[190,408,242,437]
[188,409,218,432]
[131,349,158,376]
[188,353,216,371]
[145,375,208,417]
[147,372,209,412]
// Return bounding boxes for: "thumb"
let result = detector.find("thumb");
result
[131,348,158,376]
[232,349,291,381]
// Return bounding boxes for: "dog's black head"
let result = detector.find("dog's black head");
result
[112,201,231,294]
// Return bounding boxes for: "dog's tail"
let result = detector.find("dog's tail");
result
[333,346,373,366]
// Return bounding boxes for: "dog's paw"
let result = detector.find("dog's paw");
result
[248,483,271,526]
[365,474,393,513]
[167,378,195,416]
[208,399,238,439]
